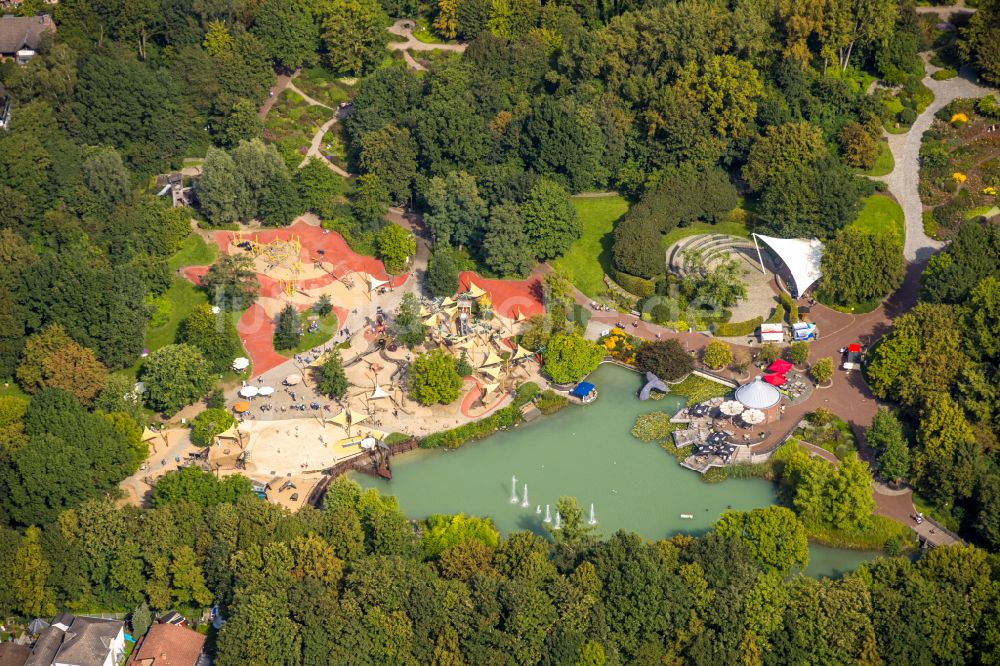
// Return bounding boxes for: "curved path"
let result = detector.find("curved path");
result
[879,61,996,261]
[299,113,351,178]
[387,19,467,71]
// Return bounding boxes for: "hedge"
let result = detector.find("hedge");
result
[778,292,798,323]
[612,270,657,298]
[713,316,762,337]
[765,303,786,324]
[421,405,523,449]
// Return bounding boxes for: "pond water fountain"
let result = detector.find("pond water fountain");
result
[588,503,597,526]
[353,364,880,578]
[521,483,530,508]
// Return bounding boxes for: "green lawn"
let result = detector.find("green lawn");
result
[550,194,629,298]
[412,17,448,44]
[850,194,904,241]
[964,205,1000,220]
[661,217,751,250]
[145,278,209,356]
[168,234,218,271]
[0,381,28,399]
[865,142,895,177]
[282,311,340,356]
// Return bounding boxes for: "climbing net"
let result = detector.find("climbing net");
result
[232,231,302,297]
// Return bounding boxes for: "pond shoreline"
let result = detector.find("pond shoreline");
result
[353,364,883,578]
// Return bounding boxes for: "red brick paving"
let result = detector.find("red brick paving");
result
[237,304,288,376]
[458,271,544,319]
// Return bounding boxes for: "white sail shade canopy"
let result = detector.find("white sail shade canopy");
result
[752,234,824,296]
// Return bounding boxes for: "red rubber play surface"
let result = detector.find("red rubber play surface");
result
[181,221,405,375]
[458,271,544,319]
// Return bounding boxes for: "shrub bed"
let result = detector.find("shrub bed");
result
[778,292,799,323]
[420,405,522,449]
[714,316,763,337]
[612,270,657,297]
[536,389,568,414]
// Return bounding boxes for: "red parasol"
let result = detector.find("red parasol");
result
[763,373,787,386]
[768,359,793,374]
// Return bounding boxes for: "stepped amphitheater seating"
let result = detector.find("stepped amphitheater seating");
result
[667,234,769,276]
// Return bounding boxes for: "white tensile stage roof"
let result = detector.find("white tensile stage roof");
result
[752,234,824,296]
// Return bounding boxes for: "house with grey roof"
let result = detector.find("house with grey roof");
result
[0,14,55,63]
[25,615,125,666]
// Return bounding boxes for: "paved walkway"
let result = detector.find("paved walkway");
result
[258,71,294,120]
[299,113,351,178]
[387,19,467,71]
[878,60,996,261]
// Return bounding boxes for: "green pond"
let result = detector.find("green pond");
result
[354,364,878,578]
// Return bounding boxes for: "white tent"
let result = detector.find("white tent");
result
[482,349,503,367]
[368,275,389,291]
[370,383,390,400]
[752,234,824,296]
[512,345,534,361]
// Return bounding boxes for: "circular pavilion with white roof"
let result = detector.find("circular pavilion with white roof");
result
[734,376,782,423]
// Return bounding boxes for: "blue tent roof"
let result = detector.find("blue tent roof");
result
[570,382,596,398]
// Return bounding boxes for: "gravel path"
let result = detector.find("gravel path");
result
[878,63,996,262]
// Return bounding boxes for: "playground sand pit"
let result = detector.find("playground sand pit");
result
[243,417,386,477]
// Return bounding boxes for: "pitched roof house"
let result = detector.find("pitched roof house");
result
[129,623,207,666]
[0,14,55,62]
[25,615,125,666]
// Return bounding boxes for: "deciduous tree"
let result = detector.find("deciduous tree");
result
[543,332,604,384]
[635,339,693,381]
[141,344,214,415]
[317,350,349,398]
[714,506,808,575]
[409,349,463,405]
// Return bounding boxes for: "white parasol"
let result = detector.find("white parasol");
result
[720,400,745,417]
[284,374,302,386]
[233,357,250,370]
[742,408,765,425]
[239,385,259,398]
[257,386,274,396]
[360,436,377,450]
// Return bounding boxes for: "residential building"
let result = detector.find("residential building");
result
[0,643,31,666]
[25,615,125,666]
[0,14,55,63]
[129,623,207,666]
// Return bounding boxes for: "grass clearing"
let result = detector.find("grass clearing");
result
[551,194,629,297]
[661,218,751,249]
[668,374,732,406]
[412,17,448,44]
[145,278,209,356]
[282,311,340,356]
[865,142,895,177]
[0,381,28,399]
[169,234,218,271]
[850,194,904,241]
